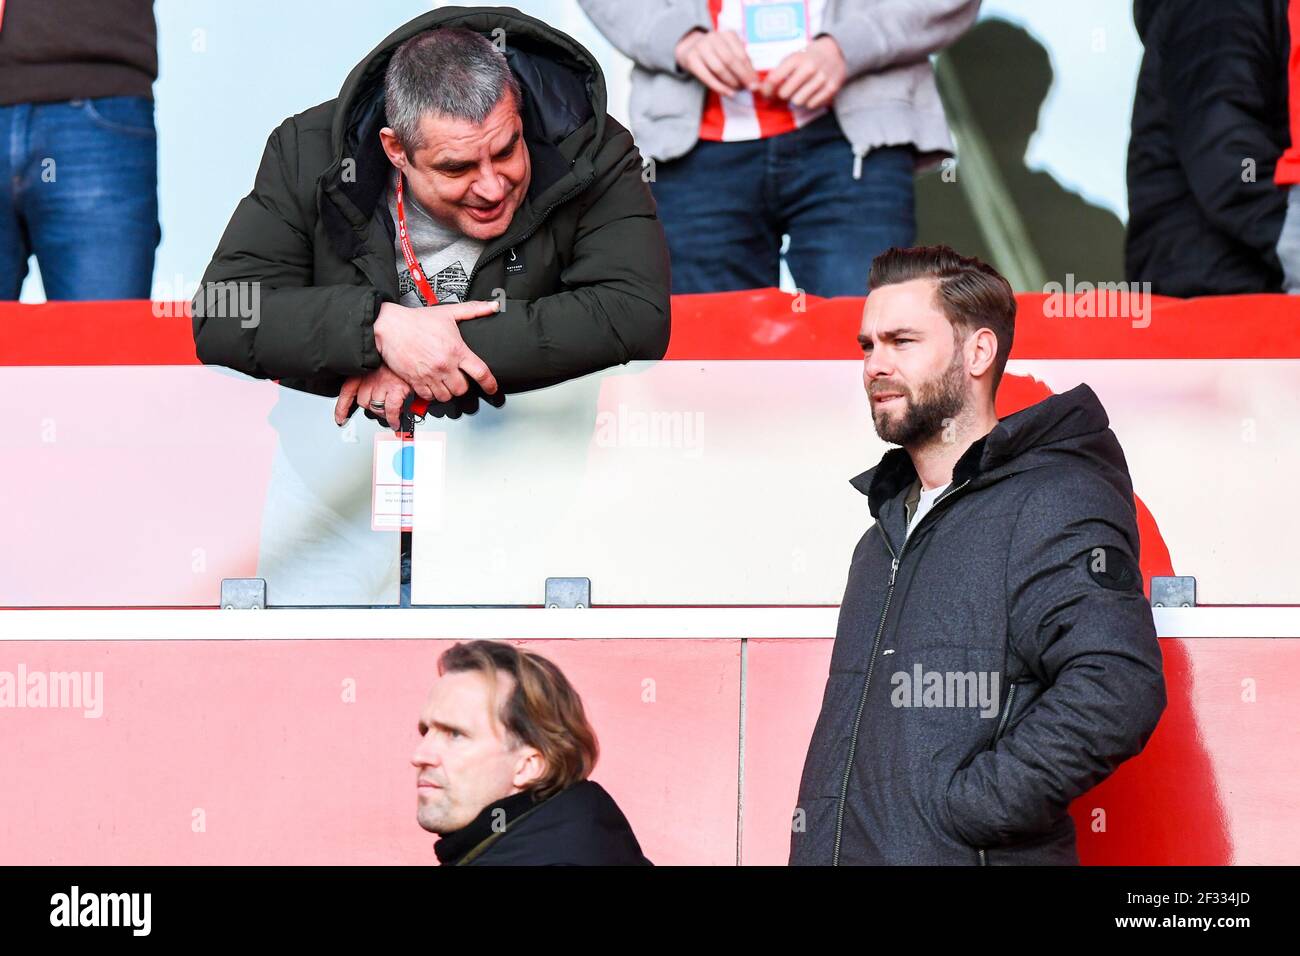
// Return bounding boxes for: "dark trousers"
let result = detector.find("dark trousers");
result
[0,96,160,300]
[650,112,916,297]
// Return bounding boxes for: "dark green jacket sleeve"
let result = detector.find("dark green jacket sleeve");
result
[191,117,383,394]
[454,120,672,394]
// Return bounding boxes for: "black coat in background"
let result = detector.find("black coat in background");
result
[434,780,652,866]
[1126,0,1290,295]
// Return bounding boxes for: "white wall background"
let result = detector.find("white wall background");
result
[16,0,1140,302]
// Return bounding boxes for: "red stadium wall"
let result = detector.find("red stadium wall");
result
[1,292,1298,865]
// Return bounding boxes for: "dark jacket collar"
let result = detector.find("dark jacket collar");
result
[849,383,1119,519]
[318,6,604,262]
[850,437,989,521]
[433,788,544,866]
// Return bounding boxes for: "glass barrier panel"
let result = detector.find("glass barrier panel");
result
[0,365,400,607]
[2,358,1297,607]
[409,358,1300,606]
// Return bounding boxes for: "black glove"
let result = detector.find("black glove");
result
[368,384,506,426]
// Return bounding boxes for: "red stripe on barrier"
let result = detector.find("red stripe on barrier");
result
[662,289,1300,360]
[3,290,1300,366]
[0,301,198,366]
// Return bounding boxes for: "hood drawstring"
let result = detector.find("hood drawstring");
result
[852,149,864,180]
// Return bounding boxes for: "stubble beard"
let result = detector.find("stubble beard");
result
[872,350,970,448]
[417,791,454,834]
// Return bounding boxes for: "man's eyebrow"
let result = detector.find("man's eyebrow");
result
[493,130,520,156]
[420,719,470,737]
[429,132,520,172]
[858,327,923,345]
[430,156,475,173]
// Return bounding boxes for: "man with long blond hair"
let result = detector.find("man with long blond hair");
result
[412,640,650,866]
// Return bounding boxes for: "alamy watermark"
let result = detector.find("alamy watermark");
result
[189,280,262,329]
[152,273,261,329]
[50,886,150,936]
[891,665,1000,718]
[1042,273,1152,328]
[594,404,704,458]
[0,665,103,718]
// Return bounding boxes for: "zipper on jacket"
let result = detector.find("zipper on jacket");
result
[832,544,896,866]
[977,681,1019,867]
[831,478,971,865]
[993,682,1018,742]
[466,172,595,292]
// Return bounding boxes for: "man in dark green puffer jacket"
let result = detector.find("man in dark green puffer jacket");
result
[192,6,670,428]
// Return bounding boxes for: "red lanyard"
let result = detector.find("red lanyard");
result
[394,171,434,419]
[395,171,440,308]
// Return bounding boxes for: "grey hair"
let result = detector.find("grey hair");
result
[384,27,522,156]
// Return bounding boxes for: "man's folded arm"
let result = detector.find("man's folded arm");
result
[454,122,672,393]
[820,0,980,79]
[576,0,710,74]
[192,119,383,390]
[944,474,1168,848]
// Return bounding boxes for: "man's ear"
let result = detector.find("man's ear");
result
[379,126,408,170]
[511,747,546,791]
[968,327,999,379]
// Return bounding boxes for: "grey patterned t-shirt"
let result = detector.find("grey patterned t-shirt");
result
[385,181,485,306]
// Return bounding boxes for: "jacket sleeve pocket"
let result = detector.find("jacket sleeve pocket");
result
[944,474,1168,849]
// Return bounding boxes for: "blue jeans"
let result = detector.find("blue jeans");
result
[0,96,159,300]
[650,112,916,296]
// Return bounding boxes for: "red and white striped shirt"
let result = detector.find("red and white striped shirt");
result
[698,0,829,142]
[1276,0,1300,185]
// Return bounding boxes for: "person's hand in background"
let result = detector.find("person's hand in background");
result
[335,362,412,429]
[371,299,501,407]
[675,28,758,97]
[760,35,846,109]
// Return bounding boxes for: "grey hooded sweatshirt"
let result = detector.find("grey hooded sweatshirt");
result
[578,0,980,173]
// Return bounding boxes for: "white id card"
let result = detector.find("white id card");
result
[371,431,445,532]
[741,0,810,71]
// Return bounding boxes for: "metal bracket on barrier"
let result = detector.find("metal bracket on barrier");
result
[1151,575,1196,608]
[221,578,267,610]
[544,577,590,609]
